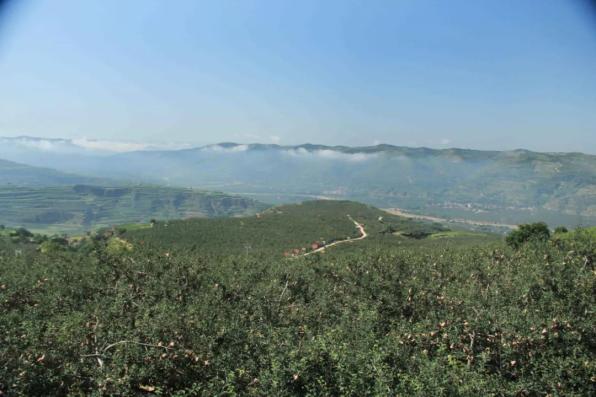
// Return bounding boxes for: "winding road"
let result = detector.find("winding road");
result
[297,215,367,258]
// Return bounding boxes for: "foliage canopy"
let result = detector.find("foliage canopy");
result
[505,222,551,249]
[0,202,593,396]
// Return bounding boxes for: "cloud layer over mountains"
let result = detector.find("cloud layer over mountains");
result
[0,136,194,154]
[0,135,594,228]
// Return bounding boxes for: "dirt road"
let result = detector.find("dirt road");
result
[297,215,367,258]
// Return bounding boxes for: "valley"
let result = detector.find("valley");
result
[1,138,595,229]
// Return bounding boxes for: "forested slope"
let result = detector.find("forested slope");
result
[0,223,593,395]
[125,200,447,257]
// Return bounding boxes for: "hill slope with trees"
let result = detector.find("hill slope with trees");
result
[124,200,448,257]
[0,206,593,395]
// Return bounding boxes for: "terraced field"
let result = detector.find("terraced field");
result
[0,185,266,233]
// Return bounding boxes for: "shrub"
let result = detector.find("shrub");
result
[10,227,33,238]
[105,236,134,255]
[506,222,550,249]
[554,226,568,234]
[1,233,593,395]
[2,209,593,395]
[402,230,431,239]
[39,241,65,254]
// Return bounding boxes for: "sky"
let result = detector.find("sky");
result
[0,0,595,153]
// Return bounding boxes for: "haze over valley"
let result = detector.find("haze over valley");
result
[1,136,594,232]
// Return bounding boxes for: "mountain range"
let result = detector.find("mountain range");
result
[0,136,595,228]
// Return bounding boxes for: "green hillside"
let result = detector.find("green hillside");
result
[0,185,267,233]
[125,200,449,257]
[0,202,593,395]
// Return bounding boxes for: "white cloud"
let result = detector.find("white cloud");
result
[201,144,249,153]
[283,148,377,162]
[74,138,195,152]
[0,136,194,153]
[269,135,281,144]
[0,136,72,152]
[17,139,59,151]
[72,138,152,153]
[440,138,451,145]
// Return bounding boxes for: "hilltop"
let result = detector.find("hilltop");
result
[124,200,454,257]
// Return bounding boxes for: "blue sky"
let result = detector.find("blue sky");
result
[0,0,595,152]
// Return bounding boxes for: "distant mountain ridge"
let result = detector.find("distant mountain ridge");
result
[1,137,595,227]
[1,135,592,156]
[199,142,592,159]
[112,142,596,226]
